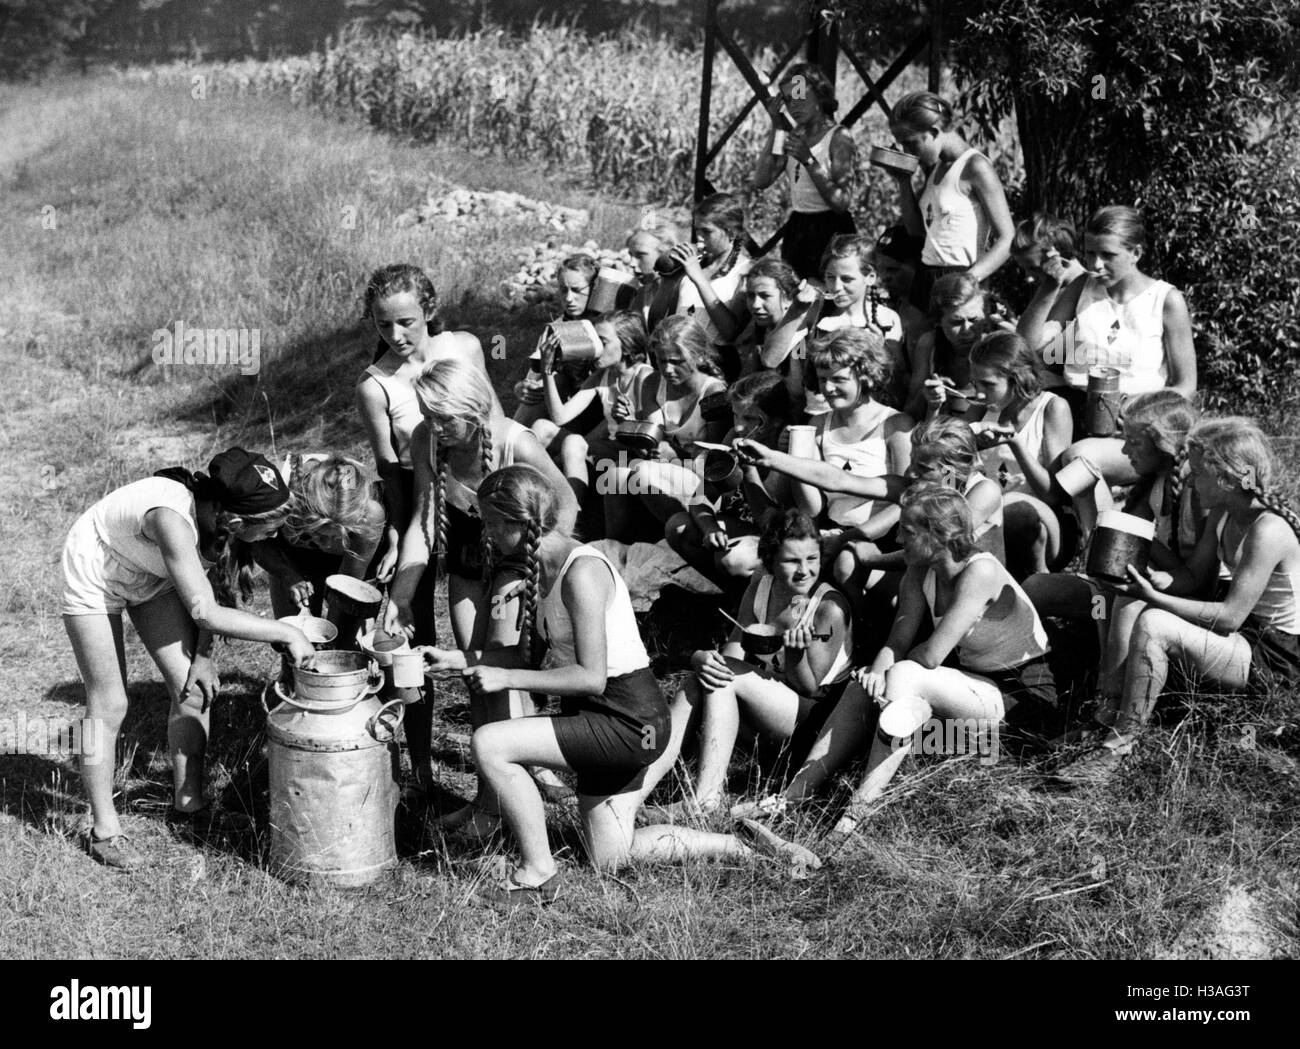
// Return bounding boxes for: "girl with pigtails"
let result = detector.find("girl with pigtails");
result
[381,356,577,813]
[1023,390,1202,742]
[1055,419,1300,786]
[421,465,821,904]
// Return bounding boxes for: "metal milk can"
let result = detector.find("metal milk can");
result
[265,652,404,888]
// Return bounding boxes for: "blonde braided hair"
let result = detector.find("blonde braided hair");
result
[1188,418,1300,541]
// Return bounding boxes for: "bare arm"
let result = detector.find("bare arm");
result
[963,155,1014,283]
[906,558,1000,668]
[1006,394,1073,500]
[357,376,409,568]
[145,509,307,648]
[1161,287,1197,398]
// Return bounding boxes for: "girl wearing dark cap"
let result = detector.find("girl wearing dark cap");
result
[60,448,318,869]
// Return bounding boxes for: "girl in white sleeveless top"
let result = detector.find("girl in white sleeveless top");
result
[1020,206,1197,492]
[664,511,853,819]
[762,484,1055,834]
[751,63,858,281]
[1055,420,1300,787]
[423,466,820,902]
[885,91,1015,309]
[968,333,1075,578]
[60,449,315,868]
[356,263,497,586]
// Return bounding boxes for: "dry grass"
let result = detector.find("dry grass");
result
[0,73,1297,960]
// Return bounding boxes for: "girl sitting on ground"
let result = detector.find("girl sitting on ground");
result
[966,332,1074,578]
[765,234,904,417]
[1053,418,1299,786]
[788,327,913,627]
[662,509,853,819]
[1024,389,1201,742]
[515,253,603,429]
[420,466,820,903]
[602,315,729,543]
[670,192,754,348]
[735,484,1054,834]
[61,449,316,868]
[1019,205,1196,482]
[533,310,654,506]
[664,370,794,588]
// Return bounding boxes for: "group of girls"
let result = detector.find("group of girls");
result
[61,81,1299,899]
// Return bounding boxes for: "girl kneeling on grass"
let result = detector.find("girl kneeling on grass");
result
[61,449,317,869]
[663,509,853,818]
[1053,419,1300,786]
[422,466,819,903]
[735,484,1055,832]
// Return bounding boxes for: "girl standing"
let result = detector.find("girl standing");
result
[888,91,1015,307]
[1053,419,1298,786]
[61,449,316,868]
[752,63,859,281]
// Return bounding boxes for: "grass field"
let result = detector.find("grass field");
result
[1,76,1297,960]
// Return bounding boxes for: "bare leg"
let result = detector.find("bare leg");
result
[129,590,207,813]
[1108,608,1250,750]
[783,680,875,803]
[1003,495,1061,577]
[471,717,569,885]
[64,613,130,839]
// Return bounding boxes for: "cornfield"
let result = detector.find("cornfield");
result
[123,23,950,237]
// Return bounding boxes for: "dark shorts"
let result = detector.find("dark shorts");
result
[1240,622,1300,693]
[782,210,856,282]
[549,668,669,797]
[976,654,1059,726]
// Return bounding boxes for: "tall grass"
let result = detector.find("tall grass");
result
[117,23,973,238]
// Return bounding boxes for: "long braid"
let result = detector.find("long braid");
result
[1243,471,1300,541]
[1167,445,1192,558]
[867,285,880,329]
[422,429,448,581]
[521,517,542,667]
[476,421,496,577]
[714,235,743,280]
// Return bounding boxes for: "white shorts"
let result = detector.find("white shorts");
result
[60,515,176,616]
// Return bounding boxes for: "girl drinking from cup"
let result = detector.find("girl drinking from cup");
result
[751,63,858,281]
[671,192,754,346]
[664,370,795,588]
[1053,419,1300,786]
[626,218,682,332]
[382,357,577,801]
[61,449,317,868]
[533,311,654,505]
[1019,205,1196,483]
[602,316,729,543]
[887,91,1015,308]
[515,254,604,429]
[967,332,1075,578]
[766,235,904,417]
[738,484,1054,831]
[424,466,819,901]
[664,510,853,818]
